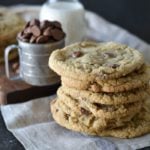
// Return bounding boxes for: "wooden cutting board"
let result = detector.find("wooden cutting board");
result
[0,64,59,105]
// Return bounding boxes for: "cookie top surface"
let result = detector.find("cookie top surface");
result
[49,41,144,80]
[0,10,25,36]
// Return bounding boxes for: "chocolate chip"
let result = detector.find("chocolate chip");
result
[105,63,120,69]
[111,64,120,69]
[51,29,65,40]
[94,103,106,109]
[40,20,52,30]
[36,35,49,43]
[72,51,82,58]
[24,27,32,34]
[18,32,31,42]
[49,38,56,43]
[22,33,32,39]
[64,114,69,120]
[30,19,40,26]
[80,108,90,115]
[30,36,37,43]
[31,25,41,37]
[43,27,52,36]
[53,21,61,28]
[103,52,116,58]
[93,103,116,112]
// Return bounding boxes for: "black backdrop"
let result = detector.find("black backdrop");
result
[1,0,150,43]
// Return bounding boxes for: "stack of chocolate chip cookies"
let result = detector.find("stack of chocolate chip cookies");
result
[49,41,150,138]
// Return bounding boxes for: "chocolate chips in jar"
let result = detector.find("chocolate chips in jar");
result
[17,19,65,44]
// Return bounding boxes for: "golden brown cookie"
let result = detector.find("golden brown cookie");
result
[57,88,142,120]
[58,86,148,105]
[0,10,25,62]
[51,98,150,138]
[51,98,136,131]
[49,41,144,80]
[61,65,150,93]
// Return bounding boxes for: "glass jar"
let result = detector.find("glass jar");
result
[40,0,86,45]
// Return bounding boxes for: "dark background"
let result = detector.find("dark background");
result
[1,0,150,43]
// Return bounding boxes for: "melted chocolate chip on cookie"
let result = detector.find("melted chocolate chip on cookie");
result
[80,108,90,115]
[102,52,116,58]
[72,51,83,58]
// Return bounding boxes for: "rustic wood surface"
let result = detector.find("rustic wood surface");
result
[0,62,59,105]
[0,62,31,105]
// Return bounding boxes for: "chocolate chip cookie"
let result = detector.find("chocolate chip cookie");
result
[0,10,25,62]
[49,41,150,139]
[61,65,150,93]
[51,97,150,138]
[57,87,142,120]
[49,41,144,80]
[51,98,137,131]
[58,86,148,105]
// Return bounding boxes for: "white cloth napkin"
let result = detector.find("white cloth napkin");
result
[1,96,150,150]
[1,5,150,150]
